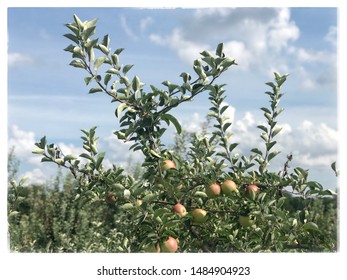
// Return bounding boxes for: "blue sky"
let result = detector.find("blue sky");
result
[7,7,338,189]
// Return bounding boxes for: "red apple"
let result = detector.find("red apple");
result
[162,159,176,170]
[192,208,208,224]
[161,236,178,252]
[221,180,238,195]
[239,215,256,228]
[205,183,221,198]
[245,184,260,200]
[105,192,116,204]
[173,203,187,217]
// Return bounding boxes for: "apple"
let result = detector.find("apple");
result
[173,203,187,217]
[221,180,238,195]
[161,236,178,252]
[144,243,161,253]
[105,192,116,204]
[192,208,208,224]
[205,183,221,198]
[245,184,260,200]
[136,199,142,206]
[162,159,176,170]
[239,215,256,228]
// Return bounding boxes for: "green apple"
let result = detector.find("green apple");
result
[239,215,256,228]
[173,203,187,217]
[161,236,178,252]
[205,183,221,198]
[136,199,142,206]
[162,159,176,170]
[192,208,208,224]
[144,243,160,253]
[221,180,238,195]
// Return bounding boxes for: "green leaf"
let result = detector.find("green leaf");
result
[122,64,134,75]
[265,141,277,151]
[82,26,96,40]
[331,161,339,176]
[131,75,141,93]
[260,107,271,114]
[194,191,208,198]
[277,197,286,208]
[161,114,182,134]
[268,151,280,161]
[65,23,79,36]
[114,48,124,55]
[98,44,109,55]
[216,43,224,57]
[79,153,93,161]
[64,154,77,161]
[111,54,119,66]
[302,222,319,232]
[32,148,45,154]
[120,203,134,210]
[69,60,86,69]
[84,76,94,85]
[229,143,239,153]
[222,122,232,132]
[142,193,157,203]
[220,105,230,115]
[200,50,213,57]
[115,103,128,118]
[63,33,79,44]
[272,127,282,138]
[257,125,268,133]
[104,74,112,86]
[251,148,262,156]
[73,14,84,30]
[94,57,106,71]
[95,152,105,170]
[89,87,103,94]
[319,189,337,196]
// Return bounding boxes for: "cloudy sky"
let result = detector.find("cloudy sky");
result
[7,7,338,189]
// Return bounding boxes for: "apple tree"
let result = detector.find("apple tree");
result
[29,15,337,252]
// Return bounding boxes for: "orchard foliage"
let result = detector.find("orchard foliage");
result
[8,15,338,252]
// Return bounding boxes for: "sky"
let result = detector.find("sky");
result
[7,7,339,190]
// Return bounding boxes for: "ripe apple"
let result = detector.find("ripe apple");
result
[239,215,256,228]
[144,243,160,253]
[136,199,142,206]
[161,236,178,252]
[173,203,187,217]
[245,184,260,200]
[192,208,208,224]
[105,192,116,204]
[162,159,176,170]
[221,180,238,195]
[205,183,221,198]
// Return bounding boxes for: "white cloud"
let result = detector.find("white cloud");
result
[8,52,33,68]
[325,25,337,46]
[140,16,154,33]
[149,8,336,91]
[103,133,144,167]
[22,168,49,186]
[120,15,138,41]
[150,28,210,64]
[8,125,40,166]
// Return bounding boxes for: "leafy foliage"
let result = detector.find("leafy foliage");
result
[8,15,337,252]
